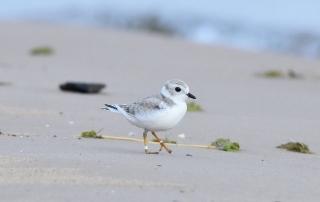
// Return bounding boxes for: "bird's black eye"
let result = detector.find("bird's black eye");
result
[175,87,181,92]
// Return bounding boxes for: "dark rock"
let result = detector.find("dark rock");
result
[60,82,106,93]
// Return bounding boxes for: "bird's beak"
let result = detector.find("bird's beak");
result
[187,93,196,99]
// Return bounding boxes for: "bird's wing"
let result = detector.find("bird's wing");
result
[120,96,168,116]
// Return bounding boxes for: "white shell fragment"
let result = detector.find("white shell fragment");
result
[128,132,136,137]
[178,134,185,138]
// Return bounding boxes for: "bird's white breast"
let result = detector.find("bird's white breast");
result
[130,102,187,132]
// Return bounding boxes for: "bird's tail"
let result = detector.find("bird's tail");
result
[101,104,121,113]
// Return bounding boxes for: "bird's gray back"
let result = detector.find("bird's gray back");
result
[120,93,175,116]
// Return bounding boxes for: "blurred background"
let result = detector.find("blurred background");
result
[1,0,320,59]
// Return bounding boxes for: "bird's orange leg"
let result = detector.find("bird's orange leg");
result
[143,130,158,154]
[151,132,172,154]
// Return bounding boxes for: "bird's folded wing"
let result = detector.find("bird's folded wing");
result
[120,97,167,115]
[135,97,168,109]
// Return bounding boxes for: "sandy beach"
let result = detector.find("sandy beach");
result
[1,21,320,202]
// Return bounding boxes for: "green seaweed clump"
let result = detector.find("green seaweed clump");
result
[30,47,54,55]
[262,70,284,78]
[81,130,101,139]
[277,142,312,154]
[151,137,177,144]
[187,102,202,112]
[211,138,240,152]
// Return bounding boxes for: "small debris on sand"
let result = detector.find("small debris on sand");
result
[177,134,185,138]
[128,132,136,137]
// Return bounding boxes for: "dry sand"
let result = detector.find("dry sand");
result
[1,21,320,202]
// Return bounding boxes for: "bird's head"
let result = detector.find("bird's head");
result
[161,79,196,103]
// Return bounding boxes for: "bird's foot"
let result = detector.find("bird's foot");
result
[145,150,159,154]
[144,146,159,154]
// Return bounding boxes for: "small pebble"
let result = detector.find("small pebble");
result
[157,165,162,167]
[186,154,192,157]
[45,124,50,128]
[69,121,74,125]
[53,135,57,138]
[20,150,24,153]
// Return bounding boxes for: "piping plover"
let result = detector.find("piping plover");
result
[102,79,196,154]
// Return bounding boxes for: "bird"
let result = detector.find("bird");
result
[102,79,196,154]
